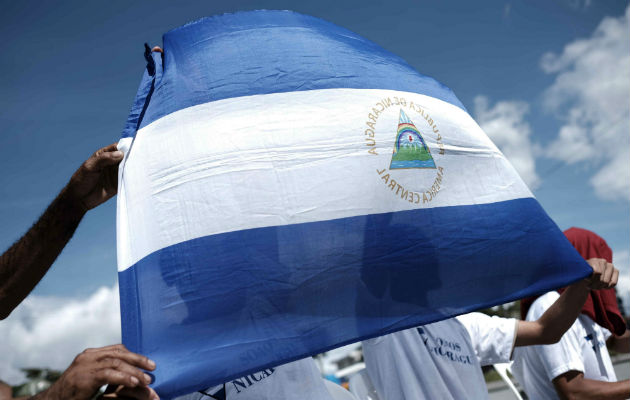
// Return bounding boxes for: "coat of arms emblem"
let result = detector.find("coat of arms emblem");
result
[390,109,436,169]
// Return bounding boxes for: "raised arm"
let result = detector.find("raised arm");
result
[515,258,618,347]
[0,144,123,319]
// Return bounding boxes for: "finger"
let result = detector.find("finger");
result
[86,344,129,353]
[96,348,156,371]
[100,384,158,400]
[587,261,602,287]
[95,368,143,388]
[83,145,124,172]
[115,385,159,400]
[601,262,614,286]
[98,357,152,386]
[100,143,120,153]
[98,165,119,198]
[83,154,122,174]
[586,258,605,275]
[73,349,99,365]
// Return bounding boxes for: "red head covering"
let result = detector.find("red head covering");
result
[520,227,626,336]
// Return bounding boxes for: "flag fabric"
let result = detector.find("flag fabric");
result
[117,10,590,398]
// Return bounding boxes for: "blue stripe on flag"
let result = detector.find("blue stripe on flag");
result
[123,10,464,137]
[119,197,590,397]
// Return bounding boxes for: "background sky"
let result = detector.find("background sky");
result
[0,0,628,384]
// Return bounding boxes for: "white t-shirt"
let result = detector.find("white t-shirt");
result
[362,313,517,400]
[512,291,617,400]
[174,358,333,400]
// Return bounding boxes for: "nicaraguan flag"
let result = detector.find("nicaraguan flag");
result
[117,11,590,398]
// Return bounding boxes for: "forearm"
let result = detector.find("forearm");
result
[555,376,630,400]
[29,389,52,400]
[28,381,66,400]
[516,280,590,346]
[0,186,85,319]
[538,280,591,343]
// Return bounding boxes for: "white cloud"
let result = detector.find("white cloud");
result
[474,96,541,189]
[613,249,630,315]
[0,286,121,385]
[541,5,630,201]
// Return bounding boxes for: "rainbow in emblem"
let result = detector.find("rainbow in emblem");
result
[389,109,436,169]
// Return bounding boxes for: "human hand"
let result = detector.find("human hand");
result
[585,258,618,290]
[40,344,157,400]
[66,144,123,212]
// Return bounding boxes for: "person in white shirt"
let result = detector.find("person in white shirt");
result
[174,358,336,400]
[511,226,630,400]
[512,292,629,400]
[362,258,619,400]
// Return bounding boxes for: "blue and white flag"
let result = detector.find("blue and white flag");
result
[117,11,590,398]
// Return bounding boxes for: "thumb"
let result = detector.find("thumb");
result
[86,149,124,172]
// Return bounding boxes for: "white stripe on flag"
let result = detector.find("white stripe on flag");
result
[117,88,532,271]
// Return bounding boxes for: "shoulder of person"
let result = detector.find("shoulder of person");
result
[527,291,560,320]
[456,312,515,336]
[456,312,488,323]
[456,312,508,327]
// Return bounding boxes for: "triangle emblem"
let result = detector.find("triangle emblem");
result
[389,109,436,169]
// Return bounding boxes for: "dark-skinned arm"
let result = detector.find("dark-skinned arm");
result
[552,370,630,400]
[0,144,123,319]
[515,258,619,347]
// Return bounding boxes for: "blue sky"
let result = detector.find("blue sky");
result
[0,0,628,381]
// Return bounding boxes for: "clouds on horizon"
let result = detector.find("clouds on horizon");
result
[1,271,626,387]
[0,286,121,385]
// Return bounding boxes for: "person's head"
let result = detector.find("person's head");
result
[563,227,612,263]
